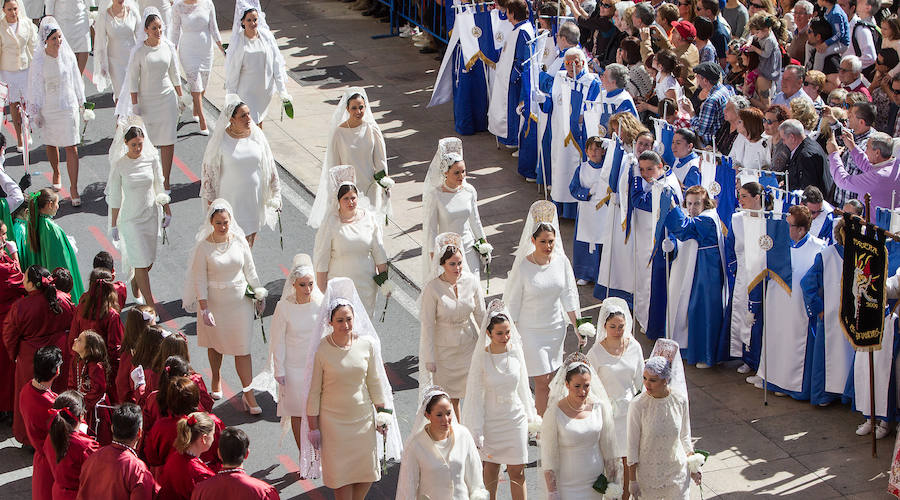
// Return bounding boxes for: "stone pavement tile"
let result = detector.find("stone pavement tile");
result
[689,387,743,429]
[752,406,871,456]
[794,441,896,497]
[701,457,843,498]
[843,490,895,499]
[705,379,806,421]
[692,420,790,473]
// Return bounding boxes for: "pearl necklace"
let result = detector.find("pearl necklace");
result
[564,395,588,413]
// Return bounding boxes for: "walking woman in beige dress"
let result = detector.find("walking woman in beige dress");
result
[300,277,402,499]
[182,199,267,415]
[418,232,485,417]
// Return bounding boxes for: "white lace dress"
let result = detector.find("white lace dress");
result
[46,0,90,52]
[505,256,579,376]
[423,186,486,281]
[38,55,80,147]
[549,405,607,498]
[587,340,644,458]
[627,391,692,500]
[170,0,221,92]
[95,7,140,97]
[206,134,265,235]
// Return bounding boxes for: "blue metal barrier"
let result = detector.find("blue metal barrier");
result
[370,0,450,44]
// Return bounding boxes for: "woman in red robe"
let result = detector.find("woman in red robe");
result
[44,390,100,499]
[0,222,26,414]
[143,377,223,473]
[116,306,156,404]
[158,412,215,500]
[67,269,123,403]
[68,330,112,444]
[190,427,280,500]
[20,346,63,500]
[4,265,75,445]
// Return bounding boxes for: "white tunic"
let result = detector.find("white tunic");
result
[217,134,265,235]
[396,425,486,500]
[423,187,486,281]
[505,256,579,376]
[470,350,529,465]
[106,154,165,269]
[328,123,390,219]
[587,339,644,458]
[551,405,607,498]
[627,392,692,500]
[39,55,80,147]
[170,0,220,92]
[312,210,388,314]
[729,213,766,357]
[95,7,140,97]
[128,43,180,146]
[46,0,90,53]
[270,296,321,417]
[191,237,262,356]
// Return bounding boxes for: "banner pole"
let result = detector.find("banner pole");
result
[864,193,877,458]
[665,228,671,340]
[762,275,768,406]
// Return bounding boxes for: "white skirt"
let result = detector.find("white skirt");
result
[140,89,178,146]
[0,69,28,103]
[519,325,566,377]
[40,105,80,147]
[119,211,158,269]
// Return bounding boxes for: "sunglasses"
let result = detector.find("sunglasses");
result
[749,2,766,8]
[763,118,774,125]
[679,1,692,5]
[600,2,614,7]
[892,86,900,95]
[802,80,814,86]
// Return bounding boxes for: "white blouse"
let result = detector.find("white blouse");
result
[396,424,487,500]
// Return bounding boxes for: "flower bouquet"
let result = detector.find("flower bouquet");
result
[81,102,95,140]
[473,238,493,293]
[576,317,596,352]
[375,407,393,474]
[591,473,623,498]
[373,271,395,322]
[244,285,269,342]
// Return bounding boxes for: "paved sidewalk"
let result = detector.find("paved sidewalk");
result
[208,0,897,497]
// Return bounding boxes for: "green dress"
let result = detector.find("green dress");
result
[10,217,33,272]
[34,214,83,302]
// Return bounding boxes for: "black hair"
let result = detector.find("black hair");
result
[851,102,877,127]
[26,265,61,314]
[230,102,248,118]
[48,390,85,463]
[531,222,556,239]
[111,403,143,441]
[336,183,358,201]
[218,427,250,465]
[144,13,160,29]
[604,311,626,326]
[809,17,834,41]
[439,245,462,265]
[209,207,229,222]
[28,188,57,252]
[694,16,714,42]
[674,128,698,149]
[802,185,825,204]
[330,302,354,320]
[486,313,510,334]
[157,356,190,418]
[93,251,114,271]
[45,28,58,41]
[565,363,591,382]
[33,345,63,382]
[51,267,72,294]
[346,93,364,105]
[2,0,18,6]
[124,126,145,143]
[424,392,451,414]
[240,8,257,23]
[880,48,900,70]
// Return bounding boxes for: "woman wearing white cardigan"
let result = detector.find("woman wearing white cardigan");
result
[0,0,37,151]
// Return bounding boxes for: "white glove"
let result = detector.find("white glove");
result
[308,429,322,450]
[177,97,187,115]
[661,238,675,253]
[255,297,266,316]
[201,308,216,327]
[275,376,286,385]
[475,434,484,448]
[130,365,145,388]
[4,240,17,255]
[110,227,120,242]
[534,92,547,104]
[161,214,171,228]
[426,362,437,373]
[629,481,640,498]
[132,103,141,116]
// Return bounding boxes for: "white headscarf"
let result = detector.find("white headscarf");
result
[27,16,85,117]
[280,253,320,305]
[181,199,249,313]
[590,297,633,344]
[308,87,381,228]
[105,115,167,282]
[297,277,402,479]
[224,0,287,99]
[115,7,181,118]
[199,95,282,230]
[92,0,140,93]
[460,299,537,441]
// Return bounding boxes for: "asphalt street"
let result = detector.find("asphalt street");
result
[0,67,545,499]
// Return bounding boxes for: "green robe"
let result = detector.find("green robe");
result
[35,214,83,302]
[11,217,33,272]
[0,198,11,232]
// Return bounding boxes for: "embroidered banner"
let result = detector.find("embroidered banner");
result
[840,214,888,351]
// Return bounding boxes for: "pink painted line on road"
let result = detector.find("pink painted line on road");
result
[41,172,71,199]
[173,155,199,183]
[279,265,290,277]
[277,455,326,498]
[88,225,120,259]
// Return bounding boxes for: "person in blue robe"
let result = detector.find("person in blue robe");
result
[669,128,702,189]
[487,0,533,148]
[568,136,605,283]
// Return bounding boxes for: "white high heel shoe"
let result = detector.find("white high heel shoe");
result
[242,387,262,415]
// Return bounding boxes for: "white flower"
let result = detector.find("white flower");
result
[155,193,171,206]
[378,176,395,189]
[380,280,396,295]
[604,482,624,498]
[280,92,293,103]
[687,453,706,473]
[577,322,597,338]
[252,287,269,300]
[477,242,493,255]
[527,415,543,434]
[374,411,392,428]
[82,109,96,121]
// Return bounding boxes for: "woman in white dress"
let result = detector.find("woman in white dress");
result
[26,16,84,204]
[224,0,290,126]
[503,200,582,416]
[299,277,402,498]
[422,137,490,283]
[269,253,321,454]
[540,353,621,499]
[200,98,281,247]
[461,299,538,500]
[105,116,171,311]
[117,7,185,191]
[92,0,140,101]
[729,107,770,171]
[310,87,390,227]
[418,232,485,417]
[170,0,223,134]
[182,199,267,414]
[44,0,89,73]
[586,298,644,499]
[311,165,388,314]
[627,349,700,500]
[397,386,489,500]
[0,0,37,152]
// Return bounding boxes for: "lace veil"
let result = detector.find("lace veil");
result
[27,17,85,119]
[224,0,287,100]
[589,297,634,345]
[297,277,402,478]
[649,338,691,434]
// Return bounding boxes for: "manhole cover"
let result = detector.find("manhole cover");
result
[289,65,362,86]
